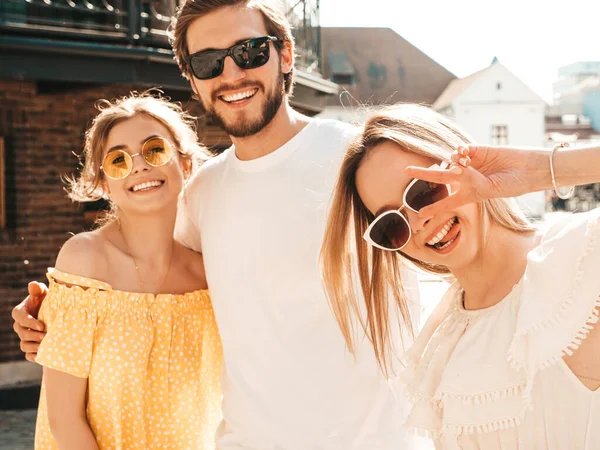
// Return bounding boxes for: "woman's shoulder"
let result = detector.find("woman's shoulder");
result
[54,230,109,281]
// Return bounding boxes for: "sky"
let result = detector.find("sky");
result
[319,0,600,102]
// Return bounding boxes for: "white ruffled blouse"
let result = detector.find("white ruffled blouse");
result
[403,209,600,449]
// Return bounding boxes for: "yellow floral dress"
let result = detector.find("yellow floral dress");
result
[35,268,223,450]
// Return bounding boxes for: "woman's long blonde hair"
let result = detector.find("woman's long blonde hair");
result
[320,104,535,375]
[67,92,210,224]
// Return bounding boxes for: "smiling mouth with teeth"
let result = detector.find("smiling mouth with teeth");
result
[220,88,259,103]
[129,180,164,192]
[427,217,459,250]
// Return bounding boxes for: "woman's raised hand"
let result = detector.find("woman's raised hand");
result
[406,145,547,217]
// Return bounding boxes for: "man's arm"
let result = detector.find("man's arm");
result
[11,282,47,362]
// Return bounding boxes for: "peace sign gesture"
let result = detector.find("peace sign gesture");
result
[406,145,547,218]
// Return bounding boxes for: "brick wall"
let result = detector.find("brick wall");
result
[0,79,230,362]
[0,80,123,361]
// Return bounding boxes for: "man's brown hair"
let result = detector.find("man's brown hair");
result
[169,0,296,94]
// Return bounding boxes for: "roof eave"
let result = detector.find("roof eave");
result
[294,70,340,95]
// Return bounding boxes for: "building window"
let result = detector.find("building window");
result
[497,82,502,90]
[331,73,355,86]
[491,125,508,145]
[0,137,5,228]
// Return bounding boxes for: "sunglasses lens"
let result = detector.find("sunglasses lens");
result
[102,150,131,179]
[142,138,173,166]
[232,38,271,69]
[369,213,410,250]
[190,52,225,80]
[405,180,449,211]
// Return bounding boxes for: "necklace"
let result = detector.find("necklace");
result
[118,222,174,294]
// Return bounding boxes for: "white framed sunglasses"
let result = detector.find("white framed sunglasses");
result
[363,162,450,251]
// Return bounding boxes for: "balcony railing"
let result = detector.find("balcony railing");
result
[0,0,322,73]
[0,1,174,47]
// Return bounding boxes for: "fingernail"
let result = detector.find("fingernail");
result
[459,157,468,166]
[450,166,463,174]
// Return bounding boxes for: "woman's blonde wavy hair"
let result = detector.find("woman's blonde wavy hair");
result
[67,92,210,225]
[320,104,535,375]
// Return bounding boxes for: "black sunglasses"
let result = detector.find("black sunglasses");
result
[186,36,279,80]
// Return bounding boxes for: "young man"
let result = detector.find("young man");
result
[12,1,421,448]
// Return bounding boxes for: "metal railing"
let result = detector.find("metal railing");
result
[0,0,322,73]
[0,1,168,47]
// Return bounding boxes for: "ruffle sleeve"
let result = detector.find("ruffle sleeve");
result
[508,208,600,388]
[35,269,108,378]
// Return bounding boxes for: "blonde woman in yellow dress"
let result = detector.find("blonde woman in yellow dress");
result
[33,94,222,450]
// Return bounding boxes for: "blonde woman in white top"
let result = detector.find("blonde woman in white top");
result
[321,104,600,449]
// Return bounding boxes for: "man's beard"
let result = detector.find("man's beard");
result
[201,70,285,138]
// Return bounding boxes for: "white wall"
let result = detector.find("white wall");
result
[454,103,546,146]
[452,63,546,146]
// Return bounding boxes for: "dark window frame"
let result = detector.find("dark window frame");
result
[491,125,508,145]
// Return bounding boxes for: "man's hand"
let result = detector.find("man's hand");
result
[405,145,548,218]
[12,282,48,362]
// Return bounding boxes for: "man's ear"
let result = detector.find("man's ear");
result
[279,40,294,75]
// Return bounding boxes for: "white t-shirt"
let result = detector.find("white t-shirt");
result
[176,118,420,450]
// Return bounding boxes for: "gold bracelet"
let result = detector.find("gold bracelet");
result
[549,142,575,200]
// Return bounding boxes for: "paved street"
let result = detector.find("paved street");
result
[0,410,37,450]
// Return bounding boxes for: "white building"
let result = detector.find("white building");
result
[433,59,547,219]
